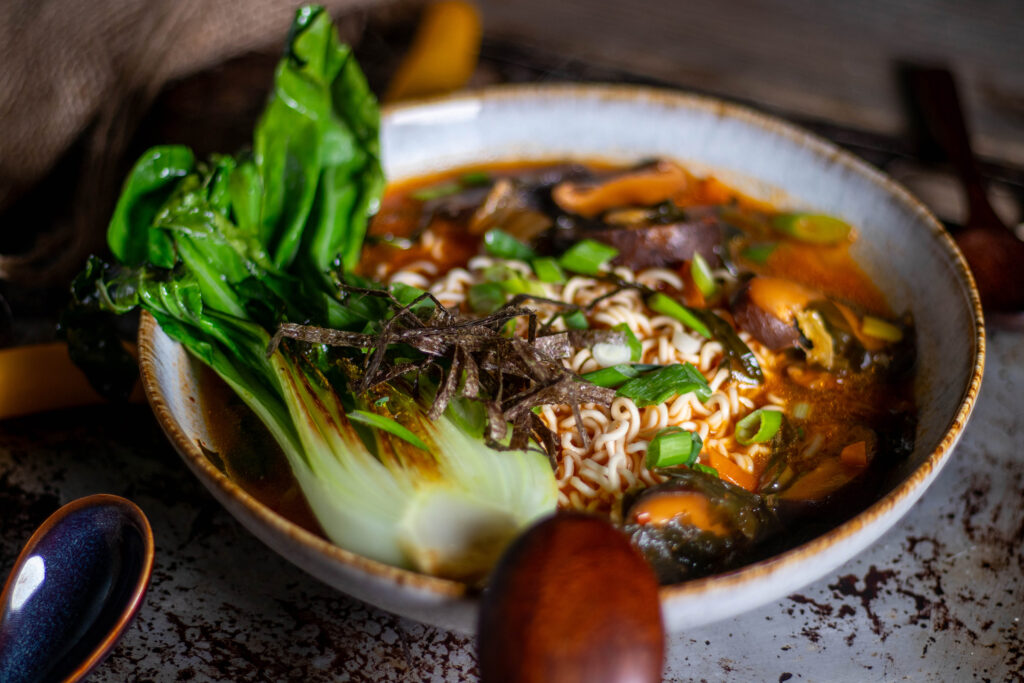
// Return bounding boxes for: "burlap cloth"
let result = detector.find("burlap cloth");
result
[0,0,388,286]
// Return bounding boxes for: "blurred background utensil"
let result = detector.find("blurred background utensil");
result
[0,494,154,683]
[902,64,1024,316]
[477,513,663,683]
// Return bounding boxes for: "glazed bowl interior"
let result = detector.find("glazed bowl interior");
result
[138,84,984,634]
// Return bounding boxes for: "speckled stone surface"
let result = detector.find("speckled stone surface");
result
[1,329,1021,682]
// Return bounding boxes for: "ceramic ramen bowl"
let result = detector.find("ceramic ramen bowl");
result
[138,84,984,633]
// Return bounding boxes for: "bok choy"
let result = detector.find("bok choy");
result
[65,5,556,582]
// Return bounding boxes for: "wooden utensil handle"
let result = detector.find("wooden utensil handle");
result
[903,65,1003,229]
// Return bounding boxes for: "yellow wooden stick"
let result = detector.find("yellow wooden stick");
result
[385,0,482,102]
[0,341,142,420]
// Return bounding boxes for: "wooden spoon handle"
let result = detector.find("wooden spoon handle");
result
[902,65,1004,230]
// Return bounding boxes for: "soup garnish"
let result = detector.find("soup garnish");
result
[67,6,915,586]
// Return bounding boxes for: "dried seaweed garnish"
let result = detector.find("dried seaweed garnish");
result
[269,288,616,462]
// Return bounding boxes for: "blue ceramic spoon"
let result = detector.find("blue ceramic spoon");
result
[0,494,154,682]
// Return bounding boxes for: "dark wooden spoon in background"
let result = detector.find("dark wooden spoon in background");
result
[477,513,664,683]
[903,65,1024,316]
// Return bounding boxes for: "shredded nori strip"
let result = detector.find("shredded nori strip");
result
[266,262,760,465]
[269,286,617,460]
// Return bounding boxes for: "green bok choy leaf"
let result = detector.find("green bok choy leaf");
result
[66,5,556,582]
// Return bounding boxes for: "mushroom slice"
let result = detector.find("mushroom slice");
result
[469,178,552,239]
[623,468,780,584]
[551,160,692,218]
[591,215,724,270]
[731,276,819,350]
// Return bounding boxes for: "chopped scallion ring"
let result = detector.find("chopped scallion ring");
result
[558,239,619,275]
[530,257,566,284]
[563,310,589,329]
[499,276,547,297]
[581,364,643,388]
[646,427,703,468]
[647,292,712,338]
[616,362,711,406]
[735,408,783,445]
[592,342,632,368]
[772,213,851,245]
[690,253,718,298]
[613,322,643,362]
[484,229,536,260]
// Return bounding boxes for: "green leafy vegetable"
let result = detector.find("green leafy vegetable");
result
[348,410,431,451]
[558,239,618,275]
[253,4,384,274]
[531,257,565,284]
[690,253,717,298]
[646,427,702,468]
[646,292,711,339]
[735,408,783,444]
[772,213,851,245]
[616,362,711,406]
[563,310,589,330]
[65,6,556,582]
[581,364,643,388]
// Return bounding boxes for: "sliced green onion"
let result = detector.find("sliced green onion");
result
[531,257,566,284]
[647,292,711,339]
[581,364,643,388]
[411,182,462,201]
[484,229,536,260]
[558,239,619,275]
[616,362,711,406]
[460,171,492,186]
[646,427,703,468]
[592,342,632,367]
[741,242,777,264]
[693,463,719,477]
[482,263,515,283]
[613,322,643,362]
[348,410,430,451]
[468,282,506,314]
[861,315,903,342]
[772,213,852,244]
[792,402,811,420]
[735,408,783,445]
[500,276,547,297]
[563,310,589,330]
[690,253,718,298]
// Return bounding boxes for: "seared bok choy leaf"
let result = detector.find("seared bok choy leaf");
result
[65,5,557,581]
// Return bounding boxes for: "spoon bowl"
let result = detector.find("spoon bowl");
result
[903,64,1024,314]
[477,513,664,683]
[0,494,154,683]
